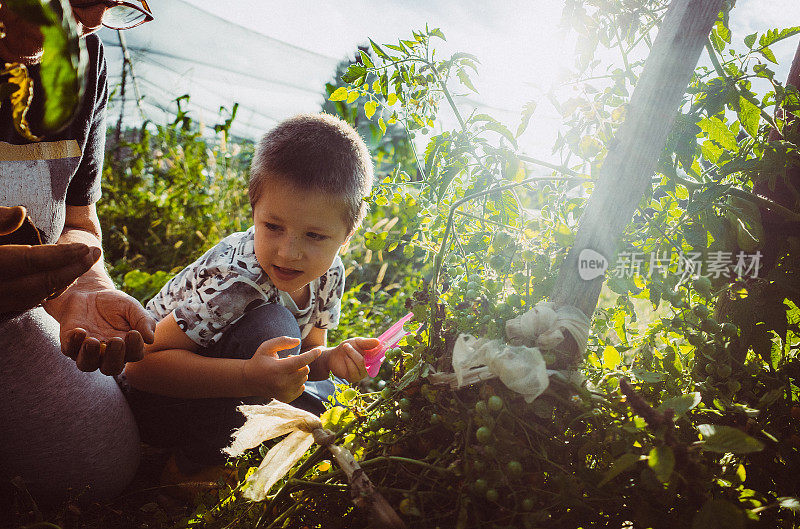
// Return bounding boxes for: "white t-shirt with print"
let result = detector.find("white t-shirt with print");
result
[147,227,345,349]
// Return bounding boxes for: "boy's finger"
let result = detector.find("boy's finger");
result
[344,343,368,379]
[255,336,302,358]
[280,348,321,371]
[352,337,381,352]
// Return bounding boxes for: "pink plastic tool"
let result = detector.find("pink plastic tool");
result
[363,312,419,377]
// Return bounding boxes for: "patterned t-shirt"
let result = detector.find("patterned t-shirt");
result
[147,227,345,348]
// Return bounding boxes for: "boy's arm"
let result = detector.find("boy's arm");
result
[124,312,319,400]
[123,312,251,398]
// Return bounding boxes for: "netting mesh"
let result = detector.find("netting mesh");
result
[100,0,341,139]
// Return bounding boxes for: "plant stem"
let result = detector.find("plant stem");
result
[517,155,585,178]
[704,40,780,133]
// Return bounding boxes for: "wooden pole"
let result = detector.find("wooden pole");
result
[550,0,724,321]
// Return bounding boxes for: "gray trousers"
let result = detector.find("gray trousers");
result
[0,307,141,506]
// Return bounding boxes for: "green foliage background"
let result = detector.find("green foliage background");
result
[93,3,800,528]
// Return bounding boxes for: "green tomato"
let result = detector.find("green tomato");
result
[398,398,412,411]
[717,364,733,378]
[485,488,499,502]
[489,254,506,271]
[693,276,713,295]
[705,363,716,375]
[727,379,742,393]
[465,289,478,300]
[429,413,441,425]
[721,322,738,339]
[487,395,504,413]
[474,478,488,494]
[474,400,488,416]
[687,333,705,347]
[507,460,523,477]
[476,426,493,444]
[341,387,358,402]
[693,305,710,319]
[521,498,535,511]
[701,318,720,335]
[380,387,392,400]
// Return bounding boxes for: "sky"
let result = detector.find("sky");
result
[104,1,800,159]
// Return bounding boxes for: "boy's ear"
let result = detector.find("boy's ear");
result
[339,229,356,253]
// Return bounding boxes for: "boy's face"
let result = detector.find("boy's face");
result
[252,179,352,298]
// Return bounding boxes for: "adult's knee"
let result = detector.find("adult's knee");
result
[208,303,301,359]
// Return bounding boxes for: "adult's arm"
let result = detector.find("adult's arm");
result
[43,203,156,374]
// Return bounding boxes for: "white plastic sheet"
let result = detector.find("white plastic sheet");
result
[224,400,322,501]
[451,301,590,402]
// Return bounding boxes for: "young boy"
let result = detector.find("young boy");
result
[122,113,379,478]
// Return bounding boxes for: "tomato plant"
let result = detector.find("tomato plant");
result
[180,4,800,528]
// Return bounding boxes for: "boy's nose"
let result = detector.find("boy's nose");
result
[278,237,302,260]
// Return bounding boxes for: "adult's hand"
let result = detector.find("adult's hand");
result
[0,206,99,314]
[57,289,157,375]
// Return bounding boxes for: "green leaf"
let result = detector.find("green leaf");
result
[692,499,745,529]
[428,27,446,41]
[387,93,398,106]
[342,64,366,84]
[378,117,386,135]
[759,47,778,64]
[483,121,518,149]
[602,345,621,370]
[517,101,537,137]
[364,100,378,120]
[359,50,374,69]
[320,406,356,429]
[758,27,800,48]
[8,0,85,133]
[648,446,675,483]
[457,69,478,93]
[369,38,389,60]
[737,95,760,137]
[697,424,764,454]
[657,392,701,418]
[744,32,757,48]
[697,116,738,150]
[329,87,349,101]
[598,453,640,487]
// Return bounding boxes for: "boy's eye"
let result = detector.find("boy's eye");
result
[264,222,282,231]
[307,232,328,241]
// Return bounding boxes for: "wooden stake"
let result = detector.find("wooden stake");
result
[550,0,724,321]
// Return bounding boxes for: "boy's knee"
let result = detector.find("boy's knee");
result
[210,303,301,359]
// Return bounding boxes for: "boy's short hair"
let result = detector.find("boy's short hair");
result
[249,113,374,233]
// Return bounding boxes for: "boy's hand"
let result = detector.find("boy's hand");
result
[243,336,321,402]
[322,337,380,383]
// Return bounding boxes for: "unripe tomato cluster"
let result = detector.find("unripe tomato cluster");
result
[664,285,744,398]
